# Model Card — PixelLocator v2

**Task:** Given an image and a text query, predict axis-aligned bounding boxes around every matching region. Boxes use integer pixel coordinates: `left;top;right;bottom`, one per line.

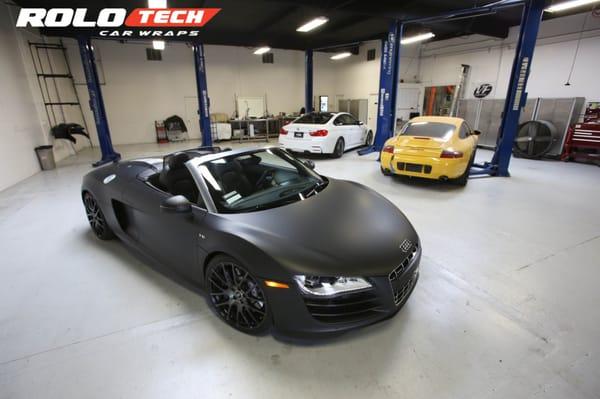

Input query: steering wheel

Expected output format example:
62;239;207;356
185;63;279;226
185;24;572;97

255;169;276;188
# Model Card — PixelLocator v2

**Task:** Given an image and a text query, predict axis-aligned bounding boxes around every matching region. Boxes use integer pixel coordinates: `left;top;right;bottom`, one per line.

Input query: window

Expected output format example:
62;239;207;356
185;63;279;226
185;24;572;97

196;148;326;213
146;48;162;61
262;53;274;64
336;114;357;125
400;122;456;139
367;48;376;61
295;112;334;124
458;123;471;139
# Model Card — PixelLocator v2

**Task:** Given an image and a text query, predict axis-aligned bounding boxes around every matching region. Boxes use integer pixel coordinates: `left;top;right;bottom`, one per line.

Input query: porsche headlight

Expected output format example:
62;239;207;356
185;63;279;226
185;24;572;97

293;275;372;296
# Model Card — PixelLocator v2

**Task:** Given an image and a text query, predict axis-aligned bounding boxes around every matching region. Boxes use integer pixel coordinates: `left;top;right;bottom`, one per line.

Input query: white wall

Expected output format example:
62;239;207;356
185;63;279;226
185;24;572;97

0;4;45;192
419;12;600;103
63;40;310;145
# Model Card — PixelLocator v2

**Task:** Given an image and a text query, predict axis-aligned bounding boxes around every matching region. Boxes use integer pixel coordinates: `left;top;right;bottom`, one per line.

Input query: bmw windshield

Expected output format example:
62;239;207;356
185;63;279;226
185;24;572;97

196;148;327;213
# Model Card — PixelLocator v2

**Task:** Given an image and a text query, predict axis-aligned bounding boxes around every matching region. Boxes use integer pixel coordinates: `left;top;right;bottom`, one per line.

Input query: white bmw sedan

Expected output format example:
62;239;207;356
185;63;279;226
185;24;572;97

279;112;373;158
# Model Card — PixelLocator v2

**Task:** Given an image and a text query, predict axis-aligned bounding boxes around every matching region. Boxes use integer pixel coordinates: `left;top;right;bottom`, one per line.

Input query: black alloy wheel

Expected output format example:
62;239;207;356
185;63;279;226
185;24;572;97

83;192;114;240
333;138;345;158
206;256;270;334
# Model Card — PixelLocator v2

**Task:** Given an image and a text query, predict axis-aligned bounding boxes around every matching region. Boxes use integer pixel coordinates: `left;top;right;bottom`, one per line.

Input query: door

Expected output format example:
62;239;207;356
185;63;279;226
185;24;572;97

368;94;378;133
343;114;364;147
184;96;201;140
123;179;204;278
332;114;349;146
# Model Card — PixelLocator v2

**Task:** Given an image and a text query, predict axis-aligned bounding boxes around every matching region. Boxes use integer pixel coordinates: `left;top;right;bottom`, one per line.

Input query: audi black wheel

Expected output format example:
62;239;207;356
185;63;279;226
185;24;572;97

206;255;271;335
83;192;114;240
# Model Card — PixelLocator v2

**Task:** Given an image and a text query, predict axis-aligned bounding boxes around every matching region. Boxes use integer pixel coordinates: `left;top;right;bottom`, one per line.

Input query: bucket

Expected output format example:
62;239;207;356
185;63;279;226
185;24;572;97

34;145;56;170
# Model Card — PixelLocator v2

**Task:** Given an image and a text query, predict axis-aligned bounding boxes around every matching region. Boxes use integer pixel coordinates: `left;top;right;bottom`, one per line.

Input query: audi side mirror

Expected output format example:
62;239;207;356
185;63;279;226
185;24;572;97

472;130;482;136
358;121;364;125
161;195;192;214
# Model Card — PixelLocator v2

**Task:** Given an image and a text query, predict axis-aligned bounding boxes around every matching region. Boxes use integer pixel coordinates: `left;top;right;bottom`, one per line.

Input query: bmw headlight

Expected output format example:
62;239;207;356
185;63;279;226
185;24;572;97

293;275;372;296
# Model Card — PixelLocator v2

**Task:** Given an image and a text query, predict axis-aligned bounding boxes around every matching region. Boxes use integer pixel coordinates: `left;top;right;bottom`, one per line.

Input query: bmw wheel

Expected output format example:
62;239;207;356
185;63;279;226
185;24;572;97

333;138;345;158
83;192;114;240
365;131;373;146
206;255;271;335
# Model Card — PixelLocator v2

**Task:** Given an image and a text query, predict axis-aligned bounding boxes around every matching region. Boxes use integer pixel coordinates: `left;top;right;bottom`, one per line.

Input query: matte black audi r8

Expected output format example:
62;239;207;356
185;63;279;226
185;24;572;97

82;146;421;337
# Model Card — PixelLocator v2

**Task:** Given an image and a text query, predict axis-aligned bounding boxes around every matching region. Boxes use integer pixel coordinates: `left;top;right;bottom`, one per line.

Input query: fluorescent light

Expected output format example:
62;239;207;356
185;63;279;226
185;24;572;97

330;52;352;60
297;17;329;32
253;47;271;55
545;0;600;12
148;0;167;7
152;40;165;50
401;32;435;45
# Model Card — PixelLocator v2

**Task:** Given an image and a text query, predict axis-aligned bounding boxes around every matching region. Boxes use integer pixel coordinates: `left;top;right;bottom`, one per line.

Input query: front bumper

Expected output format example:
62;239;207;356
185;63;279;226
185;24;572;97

263;243;421;338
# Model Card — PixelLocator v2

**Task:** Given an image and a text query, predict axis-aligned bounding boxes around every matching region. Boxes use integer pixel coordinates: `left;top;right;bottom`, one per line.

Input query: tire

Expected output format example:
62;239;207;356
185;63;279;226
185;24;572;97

333;138;345;158
83;192;115;240
365;131;373;146
205;255;271;335
452;149;476;187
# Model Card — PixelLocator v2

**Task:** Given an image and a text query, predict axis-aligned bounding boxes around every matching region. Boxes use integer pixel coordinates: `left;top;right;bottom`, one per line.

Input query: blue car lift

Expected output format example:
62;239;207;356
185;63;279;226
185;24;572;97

192;43;213;147
305;49;314;113
358;20;402;156
77;37;120;167
360;0;544;179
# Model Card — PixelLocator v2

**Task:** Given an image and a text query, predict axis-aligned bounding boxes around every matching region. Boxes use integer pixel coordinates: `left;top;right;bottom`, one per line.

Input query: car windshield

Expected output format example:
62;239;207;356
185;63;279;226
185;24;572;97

196;148;327;213
400;121;456;139
294;112;334;124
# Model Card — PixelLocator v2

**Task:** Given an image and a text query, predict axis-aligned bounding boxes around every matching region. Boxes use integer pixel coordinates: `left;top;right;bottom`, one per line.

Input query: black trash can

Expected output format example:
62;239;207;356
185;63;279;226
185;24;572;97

34;145;56;170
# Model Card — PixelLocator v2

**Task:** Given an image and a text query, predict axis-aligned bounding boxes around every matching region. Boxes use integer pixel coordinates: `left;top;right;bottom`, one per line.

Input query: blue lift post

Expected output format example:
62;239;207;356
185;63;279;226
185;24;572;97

305;49;313;113
77;37;120;167
358;20;401;155
192;43;213;147
472;0;545;176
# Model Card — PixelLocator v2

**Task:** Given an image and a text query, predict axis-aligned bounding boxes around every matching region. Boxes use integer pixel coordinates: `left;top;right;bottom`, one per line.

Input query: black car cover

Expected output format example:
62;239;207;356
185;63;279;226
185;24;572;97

51;123;90;144
164;115;188;133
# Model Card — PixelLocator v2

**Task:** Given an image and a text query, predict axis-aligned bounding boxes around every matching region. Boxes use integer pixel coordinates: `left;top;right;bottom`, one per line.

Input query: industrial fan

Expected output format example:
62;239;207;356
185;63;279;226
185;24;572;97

513;120;557;159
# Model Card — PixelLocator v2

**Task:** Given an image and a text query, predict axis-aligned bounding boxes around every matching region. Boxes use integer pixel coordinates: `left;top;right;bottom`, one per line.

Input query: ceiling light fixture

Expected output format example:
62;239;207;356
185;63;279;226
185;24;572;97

297;16;329;32
148;0;167;8
401;32;435;45
253;47;271;55
330;52;352;60
545;0;600;12
153;40;165;50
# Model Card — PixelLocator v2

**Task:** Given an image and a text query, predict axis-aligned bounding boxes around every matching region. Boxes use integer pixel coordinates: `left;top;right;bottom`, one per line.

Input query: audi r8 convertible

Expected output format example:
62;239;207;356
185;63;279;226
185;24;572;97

279;112;373;158
380;116;480;185
82;146;420;337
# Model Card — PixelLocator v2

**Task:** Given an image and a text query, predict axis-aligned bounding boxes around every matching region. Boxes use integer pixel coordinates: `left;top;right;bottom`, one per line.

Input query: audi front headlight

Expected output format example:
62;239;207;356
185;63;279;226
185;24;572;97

293;275;372;296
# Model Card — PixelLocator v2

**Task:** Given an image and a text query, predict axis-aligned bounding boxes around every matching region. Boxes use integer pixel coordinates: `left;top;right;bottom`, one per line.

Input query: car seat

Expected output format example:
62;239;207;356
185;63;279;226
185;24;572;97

159;152;199;203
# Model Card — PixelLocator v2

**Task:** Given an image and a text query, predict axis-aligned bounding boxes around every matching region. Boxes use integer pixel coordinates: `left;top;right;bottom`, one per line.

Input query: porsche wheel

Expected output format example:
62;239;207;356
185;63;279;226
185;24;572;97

206;256;271;335
453;149;476;187
83;192;114;240
333;138;345;158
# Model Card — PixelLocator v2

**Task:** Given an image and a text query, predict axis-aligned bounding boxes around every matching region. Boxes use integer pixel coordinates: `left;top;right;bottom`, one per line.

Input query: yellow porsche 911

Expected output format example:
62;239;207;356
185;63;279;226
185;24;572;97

380;116;480;185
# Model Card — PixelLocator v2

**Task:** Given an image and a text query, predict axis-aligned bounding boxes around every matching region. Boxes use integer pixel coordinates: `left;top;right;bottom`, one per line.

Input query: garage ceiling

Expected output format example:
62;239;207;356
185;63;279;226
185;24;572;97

10;0;592;50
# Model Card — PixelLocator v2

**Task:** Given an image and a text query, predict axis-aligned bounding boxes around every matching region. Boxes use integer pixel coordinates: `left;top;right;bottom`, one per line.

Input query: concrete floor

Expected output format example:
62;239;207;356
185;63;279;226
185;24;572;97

0;140;599;399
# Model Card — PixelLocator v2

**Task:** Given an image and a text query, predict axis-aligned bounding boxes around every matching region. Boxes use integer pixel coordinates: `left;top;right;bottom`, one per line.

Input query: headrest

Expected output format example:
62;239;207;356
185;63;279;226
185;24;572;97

166;152;190;169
